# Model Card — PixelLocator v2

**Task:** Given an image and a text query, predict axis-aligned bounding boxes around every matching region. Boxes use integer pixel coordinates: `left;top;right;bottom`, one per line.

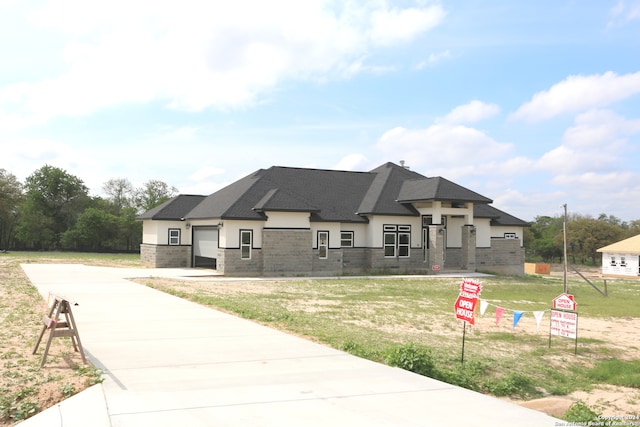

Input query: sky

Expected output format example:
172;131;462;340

1;0;640;222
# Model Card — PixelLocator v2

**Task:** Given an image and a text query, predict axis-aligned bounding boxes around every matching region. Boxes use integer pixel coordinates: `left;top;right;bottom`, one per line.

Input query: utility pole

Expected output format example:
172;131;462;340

562;204;568;293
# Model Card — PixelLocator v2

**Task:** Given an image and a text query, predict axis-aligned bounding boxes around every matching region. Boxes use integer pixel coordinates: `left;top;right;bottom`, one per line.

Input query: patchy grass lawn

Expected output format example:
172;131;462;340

2;251;638;423
141;273;640;420
0;252;139;426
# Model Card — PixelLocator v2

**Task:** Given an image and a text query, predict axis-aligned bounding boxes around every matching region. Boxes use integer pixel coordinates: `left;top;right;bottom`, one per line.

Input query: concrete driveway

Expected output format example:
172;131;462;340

20;264;561;426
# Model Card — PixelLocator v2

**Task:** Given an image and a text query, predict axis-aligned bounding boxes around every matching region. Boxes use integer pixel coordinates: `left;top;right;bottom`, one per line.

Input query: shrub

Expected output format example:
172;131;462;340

563;401;600;423
385;343;435;377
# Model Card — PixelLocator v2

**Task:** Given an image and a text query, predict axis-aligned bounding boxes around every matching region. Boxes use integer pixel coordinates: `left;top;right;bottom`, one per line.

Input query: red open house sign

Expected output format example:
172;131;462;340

454;279;482;325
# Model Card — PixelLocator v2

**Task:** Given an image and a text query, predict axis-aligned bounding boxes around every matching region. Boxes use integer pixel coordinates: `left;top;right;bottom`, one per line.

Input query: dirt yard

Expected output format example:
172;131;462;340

144;273;640;419
2;257;638;423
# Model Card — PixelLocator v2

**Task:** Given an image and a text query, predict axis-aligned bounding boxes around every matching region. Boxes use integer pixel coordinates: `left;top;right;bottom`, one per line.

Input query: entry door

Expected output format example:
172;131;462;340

192;226;218;268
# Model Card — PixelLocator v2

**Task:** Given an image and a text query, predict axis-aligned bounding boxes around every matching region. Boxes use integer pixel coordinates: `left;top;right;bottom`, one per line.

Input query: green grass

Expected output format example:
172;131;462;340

145;273;640;410
0;253;115;424
5;251;142;265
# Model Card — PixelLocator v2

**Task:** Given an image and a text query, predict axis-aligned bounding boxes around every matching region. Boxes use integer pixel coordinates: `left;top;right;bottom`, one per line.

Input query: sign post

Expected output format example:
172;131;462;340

454;279;482;363
549;293;578;355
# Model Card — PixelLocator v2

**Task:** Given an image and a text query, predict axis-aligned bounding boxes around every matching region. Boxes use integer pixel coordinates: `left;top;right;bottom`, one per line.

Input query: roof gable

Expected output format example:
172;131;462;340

357;162;424;216
398;177;493;204
253;188;320;213
474;204;529;227
597;234;640;254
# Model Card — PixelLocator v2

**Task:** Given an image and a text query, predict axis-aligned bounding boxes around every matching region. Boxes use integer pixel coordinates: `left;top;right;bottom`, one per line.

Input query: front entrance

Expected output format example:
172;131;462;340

192;226;218;268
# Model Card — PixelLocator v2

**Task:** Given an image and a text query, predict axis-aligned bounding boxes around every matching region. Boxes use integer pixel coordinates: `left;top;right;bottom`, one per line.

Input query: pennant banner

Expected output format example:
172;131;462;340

480;300;489;316
533;311;545;329
513;311;524;329
495;307;505;325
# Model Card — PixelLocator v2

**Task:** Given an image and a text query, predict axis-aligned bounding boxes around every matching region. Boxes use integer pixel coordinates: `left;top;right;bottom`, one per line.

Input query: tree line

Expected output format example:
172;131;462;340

0;165;177;252
2;165;639;263
525;214;640;266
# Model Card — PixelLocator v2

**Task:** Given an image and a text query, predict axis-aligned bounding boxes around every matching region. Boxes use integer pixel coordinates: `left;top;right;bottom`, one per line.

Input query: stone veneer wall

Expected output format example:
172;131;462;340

312;248;344;276
476;238;525;275
140;243;190;268
262;229;313;276
342;248;369;274
219;248;263;276
369;248;431;274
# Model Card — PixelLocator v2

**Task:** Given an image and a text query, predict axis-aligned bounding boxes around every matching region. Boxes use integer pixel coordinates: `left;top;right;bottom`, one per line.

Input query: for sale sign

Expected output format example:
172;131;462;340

455;295;478;324
552;293;577;311
550;309;578;339
549;293;579;354
454;279;482;325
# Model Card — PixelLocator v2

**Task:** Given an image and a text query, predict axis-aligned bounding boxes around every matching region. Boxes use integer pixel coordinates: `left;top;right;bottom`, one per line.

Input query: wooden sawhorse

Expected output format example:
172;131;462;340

33;294;87;368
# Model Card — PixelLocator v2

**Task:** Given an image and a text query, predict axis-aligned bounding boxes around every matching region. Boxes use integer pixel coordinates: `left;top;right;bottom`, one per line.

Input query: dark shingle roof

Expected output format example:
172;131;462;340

397;177;493;204
187;166;374;222
357;162;424;216
474;204;529;227
137;195;206;220
147;163;513;224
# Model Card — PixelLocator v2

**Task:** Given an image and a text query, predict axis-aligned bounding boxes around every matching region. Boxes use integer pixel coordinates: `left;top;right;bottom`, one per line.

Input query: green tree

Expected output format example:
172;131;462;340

117;207;142;251
568;216;624;265
103;178;134;213
134;179;178;213
16;165;89;249
0;169;23;249
525;215;563;262
61;207;119;251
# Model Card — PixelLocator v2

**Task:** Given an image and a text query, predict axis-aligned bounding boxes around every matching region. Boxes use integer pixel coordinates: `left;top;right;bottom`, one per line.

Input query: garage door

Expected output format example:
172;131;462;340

193;226;218;268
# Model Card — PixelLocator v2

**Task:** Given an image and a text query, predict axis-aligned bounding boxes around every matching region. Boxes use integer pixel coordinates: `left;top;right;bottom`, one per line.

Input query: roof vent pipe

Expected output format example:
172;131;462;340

399;160;410;169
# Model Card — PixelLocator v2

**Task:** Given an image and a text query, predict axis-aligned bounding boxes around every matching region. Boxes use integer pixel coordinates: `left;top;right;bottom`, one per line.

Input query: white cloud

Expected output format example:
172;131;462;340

536;109;640;174
369;4;445;46
415;50;451;69
188;164;225;182
439;100;500;124
376;123;513;176
334;153;369;171
608;0;640;28
0;0;445;126
510;71;640;122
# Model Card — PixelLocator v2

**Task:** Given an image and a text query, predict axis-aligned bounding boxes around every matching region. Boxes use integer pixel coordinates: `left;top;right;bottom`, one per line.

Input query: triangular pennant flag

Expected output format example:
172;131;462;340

480;300;489;315
513;311;524;330
533;311;545;329
495;306;505;325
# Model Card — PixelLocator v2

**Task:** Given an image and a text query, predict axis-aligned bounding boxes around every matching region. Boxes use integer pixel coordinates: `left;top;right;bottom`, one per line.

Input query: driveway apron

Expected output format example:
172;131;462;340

21;264;561;426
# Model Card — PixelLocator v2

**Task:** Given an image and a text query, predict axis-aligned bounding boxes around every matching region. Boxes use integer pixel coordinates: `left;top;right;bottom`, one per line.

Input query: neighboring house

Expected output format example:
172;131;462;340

138;162;529;276
597;234;640;278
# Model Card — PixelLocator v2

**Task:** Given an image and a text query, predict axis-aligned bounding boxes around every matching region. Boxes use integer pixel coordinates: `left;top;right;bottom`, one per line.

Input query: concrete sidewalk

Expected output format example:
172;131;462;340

20;264;561;426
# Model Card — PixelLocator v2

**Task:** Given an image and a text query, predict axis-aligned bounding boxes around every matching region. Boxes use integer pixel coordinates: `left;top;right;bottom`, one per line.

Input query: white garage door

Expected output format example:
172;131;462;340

193;226;218;268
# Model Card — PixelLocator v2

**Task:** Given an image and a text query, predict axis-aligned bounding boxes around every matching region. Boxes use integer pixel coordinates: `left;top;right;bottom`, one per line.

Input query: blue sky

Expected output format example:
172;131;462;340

1;0;639;222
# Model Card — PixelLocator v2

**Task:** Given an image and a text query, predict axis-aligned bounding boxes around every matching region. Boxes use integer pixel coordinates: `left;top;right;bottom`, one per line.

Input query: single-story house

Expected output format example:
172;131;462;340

138;162;529;276
597;234;640;277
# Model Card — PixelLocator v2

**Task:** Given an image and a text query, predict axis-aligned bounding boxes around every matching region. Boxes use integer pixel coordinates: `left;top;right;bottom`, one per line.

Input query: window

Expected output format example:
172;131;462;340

383;225;411;258
504;232;517;239
384;231;396;257
340;231;354;247
398;230;410;257
318;231;328;259
168;229;180;246
240;230;252;259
